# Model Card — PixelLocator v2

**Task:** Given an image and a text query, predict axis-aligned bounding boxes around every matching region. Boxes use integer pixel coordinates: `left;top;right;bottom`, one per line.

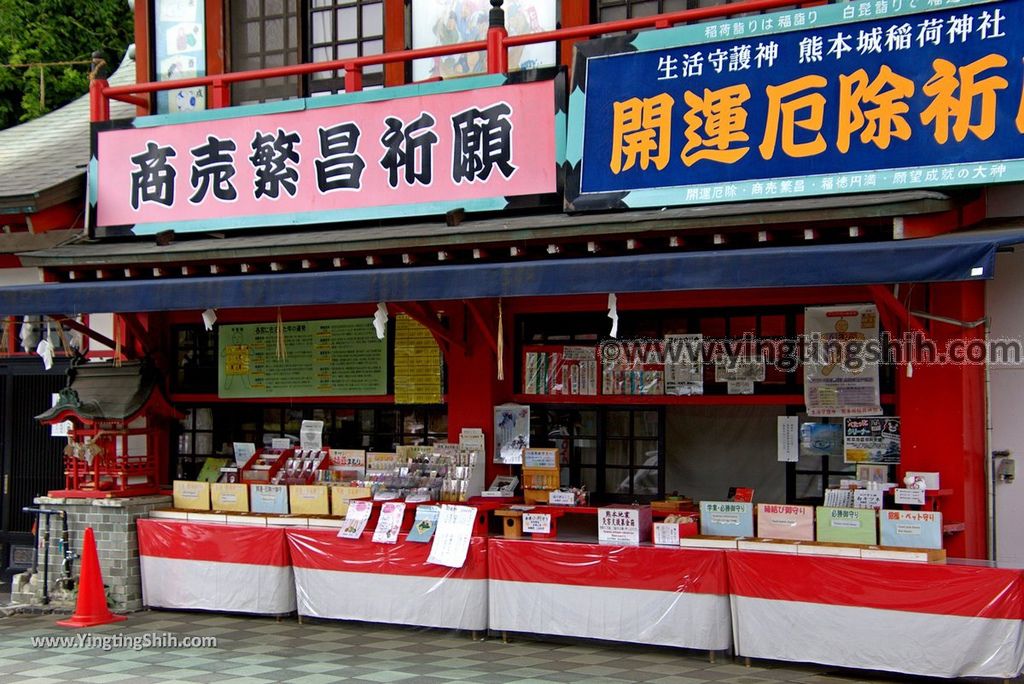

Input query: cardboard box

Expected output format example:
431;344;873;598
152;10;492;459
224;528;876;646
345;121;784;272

816;506;877;545
597;505;652;545
330;485;372;516
250;484;289;514
172;480;210;511
700;501;754;537
756;503;814;541
211;482;249;512
289;485;330;516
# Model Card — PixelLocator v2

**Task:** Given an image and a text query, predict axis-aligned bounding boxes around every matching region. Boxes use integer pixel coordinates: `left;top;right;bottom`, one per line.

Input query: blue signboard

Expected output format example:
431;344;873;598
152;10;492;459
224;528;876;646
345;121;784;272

565;0;1024;210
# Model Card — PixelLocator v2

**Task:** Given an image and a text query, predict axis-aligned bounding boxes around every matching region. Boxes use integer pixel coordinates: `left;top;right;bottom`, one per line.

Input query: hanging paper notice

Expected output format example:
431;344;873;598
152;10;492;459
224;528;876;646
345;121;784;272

427;505;477;568
494;403;529;464
218;319;387;398
664;334;703;396
777;416;799;462
337;500;373;539
372;502;406;544
394;315;443;404
804;305;881;417
844;417;901;464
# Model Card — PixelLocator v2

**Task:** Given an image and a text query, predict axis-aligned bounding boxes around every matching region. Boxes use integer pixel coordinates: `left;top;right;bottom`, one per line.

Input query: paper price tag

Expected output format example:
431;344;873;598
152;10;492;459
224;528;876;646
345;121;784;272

894;488;926;506
522;513;551;534
548;490;575;506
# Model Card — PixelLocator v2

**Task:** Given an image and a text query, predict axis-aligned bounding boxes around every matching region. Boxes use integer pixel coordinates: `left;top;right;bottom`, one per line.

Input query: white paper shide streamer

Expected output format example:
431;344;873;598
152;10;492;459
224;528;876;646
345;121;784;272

607;293;619;339
373;303;389;340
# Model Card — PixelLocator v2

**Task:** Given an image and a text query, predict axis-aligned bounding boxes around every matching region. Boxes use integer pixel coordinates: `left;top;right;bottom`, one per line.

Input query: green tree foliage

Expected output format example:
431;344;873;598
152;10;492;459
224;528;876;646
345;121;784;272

0;0;133;129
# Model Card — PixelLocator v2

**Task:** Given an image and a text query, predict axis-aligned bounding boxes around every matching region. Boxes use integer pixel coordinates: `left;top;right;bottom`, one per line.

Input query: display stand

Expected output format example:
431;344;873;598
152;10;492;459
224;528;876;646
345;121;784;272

137;518;296;615
522;448;560;504
286;528;488;631
488;538;732;652
240;448;291;484
727;551;1024;679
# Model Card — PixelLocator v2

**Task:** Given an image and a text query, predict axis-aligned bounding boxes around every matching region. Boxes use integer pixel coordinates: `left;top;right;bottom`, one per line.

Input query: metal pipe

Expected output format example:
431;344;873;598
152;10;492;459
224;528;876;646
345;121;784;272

22;508;71;602
40;515;50;605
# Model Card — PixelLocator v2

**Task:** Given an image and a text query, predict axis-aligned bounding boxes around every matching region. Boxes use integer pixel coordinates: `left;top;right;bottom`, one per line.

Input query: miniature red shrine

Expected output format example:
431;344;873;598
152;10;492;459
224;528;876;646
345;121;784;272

36;360;182;498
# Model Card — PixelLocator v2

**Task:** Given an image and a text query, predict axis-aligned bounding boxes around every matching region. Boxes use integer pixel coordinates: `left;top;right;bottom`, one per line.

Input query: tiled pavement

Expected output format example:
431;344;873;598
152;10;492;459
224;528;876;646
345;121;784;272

0;609;997;684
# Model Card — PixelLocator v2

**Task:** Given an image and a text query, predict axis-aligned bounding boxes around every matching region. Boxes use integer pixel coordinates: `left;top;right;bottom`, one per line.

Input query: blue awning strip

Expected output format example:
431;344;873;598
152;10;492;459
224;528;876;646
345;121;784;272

1;228;1022;315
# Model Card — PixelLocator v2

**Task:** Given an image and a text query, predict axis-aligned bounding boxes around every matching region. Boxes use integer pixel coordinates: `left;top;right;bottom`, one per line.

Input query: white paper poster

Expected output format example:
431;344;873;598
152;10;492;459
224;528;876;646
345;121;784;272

372;502;406;544
494;403;529;464
804;304;881;417
777;416;799;462
427;505;477;568
300;420;324;451
664;334;703;396
337;501;373;539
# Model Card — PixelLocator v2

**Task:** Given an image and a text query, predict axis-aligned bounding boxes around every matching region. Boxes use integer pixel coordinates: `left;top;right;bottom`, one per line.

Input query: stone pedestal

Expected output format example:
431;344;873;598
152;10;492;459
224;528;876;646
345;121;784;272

9;495;171;612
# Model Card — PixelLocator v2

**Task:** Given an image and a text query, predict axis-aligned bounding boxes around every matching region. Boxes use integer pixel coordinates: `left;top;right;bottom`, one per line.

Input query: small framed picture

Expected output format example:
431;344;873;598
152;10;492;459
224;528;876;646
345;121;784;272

857;464;888;484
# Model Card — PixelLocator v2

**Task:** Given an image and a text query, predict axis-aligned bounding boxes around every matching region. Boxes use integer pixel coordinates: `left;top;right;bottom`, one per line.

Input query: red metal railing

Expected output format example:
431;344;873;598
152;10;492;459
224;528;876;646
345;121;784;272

91;0;811;122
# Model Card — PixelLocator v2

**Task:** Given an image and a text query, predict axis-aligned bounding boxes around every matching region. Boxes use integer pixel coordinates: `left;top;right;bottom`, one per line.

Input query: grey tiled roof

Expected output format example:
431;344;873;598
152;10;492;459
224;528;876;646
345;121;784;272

0;51;136;211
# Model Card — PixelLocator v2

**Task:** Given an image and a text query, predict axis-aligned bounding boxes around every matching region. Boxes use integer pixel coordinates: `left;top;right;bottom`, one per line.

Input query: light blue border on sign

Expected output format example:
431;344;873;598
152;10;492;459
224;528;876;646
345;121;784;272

622;160;1024;209
129;197;508;236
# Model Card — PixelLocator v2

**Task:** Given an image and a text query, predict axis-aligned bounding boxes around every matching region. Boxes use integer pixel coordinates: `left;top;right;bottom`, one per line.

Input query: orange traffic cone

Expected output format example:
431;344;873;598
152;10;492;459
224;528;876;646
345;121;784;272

57;527;127;628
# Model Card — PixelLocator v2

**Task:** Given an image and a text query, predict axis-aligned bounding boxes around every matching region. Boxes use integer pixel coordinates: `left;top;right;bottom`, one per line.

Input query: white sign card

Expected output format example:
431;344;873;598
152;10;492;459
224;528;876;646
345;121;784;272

522;513;551;534
300;420;324;451
271;437;291;450
894;488;927;506
459;427;486;458
804;304;881;417
653;522;680;546
337;500;373;539
853;489;884;510
523;448;556;468
548;490;576;506
233;442;256;466
598;507;650;545
372;502;406;544
427;505;477;568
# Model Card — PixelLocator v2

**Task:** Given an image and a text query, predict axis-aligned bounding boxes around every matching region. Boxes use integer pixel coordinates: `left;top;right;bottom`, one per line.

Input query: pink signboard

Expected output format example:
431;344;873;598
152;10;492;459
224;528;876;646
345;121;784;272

755;503;815;541
96;78;559;233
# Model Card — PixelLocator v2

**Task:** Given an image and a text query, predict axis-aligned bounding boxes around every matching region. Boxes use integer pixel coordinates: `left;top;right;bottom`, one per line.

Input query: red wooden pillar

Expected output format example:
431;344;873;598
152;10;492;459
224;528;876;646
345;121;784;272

897;280;987;559
445;300;513;485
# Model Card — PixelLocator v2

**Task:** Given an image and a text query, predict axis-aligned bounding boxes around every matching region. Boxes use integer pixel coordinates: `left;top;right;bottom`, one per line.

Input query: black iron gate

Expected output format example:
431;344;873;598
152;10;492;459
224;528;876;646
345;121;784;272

0;361;67;580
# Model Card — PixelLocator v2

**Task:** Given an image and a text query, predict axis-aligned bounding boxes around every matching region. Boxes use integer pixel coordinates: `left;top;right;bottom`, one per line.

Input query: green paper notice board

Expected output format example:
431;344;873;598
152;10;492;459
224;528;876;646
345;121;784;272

218;319;387;398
